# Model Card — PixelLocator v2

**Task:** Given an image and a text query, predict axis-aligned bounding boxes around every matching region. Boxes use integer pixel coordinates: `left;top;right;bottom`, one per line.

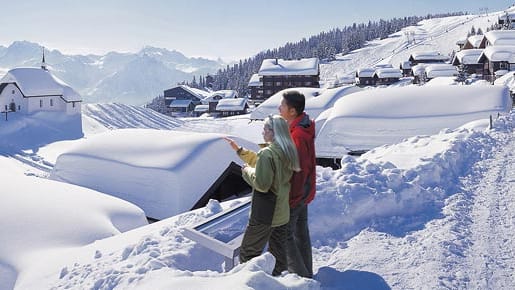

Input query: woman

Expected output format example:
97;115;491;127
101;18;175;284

224;114;300;276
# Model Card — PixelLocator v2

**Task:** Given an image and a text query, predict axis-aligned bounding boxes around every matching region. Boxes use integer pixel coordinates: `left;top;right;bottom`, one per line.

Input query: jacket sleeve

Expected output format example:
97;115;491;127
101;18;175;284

237;147;258;167
241;149;274;193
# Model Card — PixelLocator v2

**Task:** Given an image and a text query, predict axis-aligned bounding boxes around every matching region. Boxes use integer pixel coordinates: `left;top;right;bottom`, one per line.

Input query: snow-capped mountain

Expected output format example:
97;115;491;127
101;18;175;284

0;41;225;105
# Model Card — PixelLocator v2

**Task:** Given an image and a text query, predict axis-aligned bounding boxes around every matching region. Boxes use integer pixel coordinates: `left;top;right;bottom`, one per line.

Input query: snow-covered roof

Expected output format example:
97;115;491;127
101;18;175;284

258;58;319;76
250;85;362;121
202;90;238;104
465;35;485;48
478;45;515;63
194;104;209;112
494;71;515;87
0;67;82;102
248;73;262;87
484;30;515;46
425;64;457;78
452;49;483;65
169;99;192;108
409;51;449;62
356;68;375;78
411;63;427;75
373;68;402;79
215;98;247;111
456;38;466;45
400;61;412;69
50;129;259;220
315;85;512;155
179;85;210;99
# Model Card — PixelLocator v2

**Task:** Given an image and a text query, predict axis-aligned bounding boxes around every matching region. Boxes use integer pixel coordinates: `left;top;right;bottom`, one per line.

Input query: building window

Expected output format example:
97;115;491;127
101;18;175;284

275;82;282;86
304;82;312;86
12;90;15;94
40;99;43;108
50;99;54;106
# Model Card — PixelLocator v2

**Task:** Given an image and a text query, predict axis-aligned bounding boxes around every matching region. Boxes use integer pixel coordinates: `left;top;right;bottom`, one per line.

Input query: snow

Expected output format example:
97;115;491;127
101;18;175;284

465;34;484;48
484;29;515;46
258;58;319;76
0;157;147;290
250;85;362;120
50;129;259;220
315;85;512;154
452;48;483;65
248;73;261;87
216;98;247;111
409;51;449;62
424;63;457;78
373;68;402;78
0;67;81;101
478;45;515;62
356;67;375;77
2;9;515;290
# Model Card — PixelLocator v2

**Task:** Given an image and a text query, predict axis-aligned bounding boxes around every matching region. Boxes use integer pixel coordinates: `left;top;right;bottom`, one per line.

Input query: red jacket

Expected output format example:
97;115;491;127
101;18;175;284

289;112;316;208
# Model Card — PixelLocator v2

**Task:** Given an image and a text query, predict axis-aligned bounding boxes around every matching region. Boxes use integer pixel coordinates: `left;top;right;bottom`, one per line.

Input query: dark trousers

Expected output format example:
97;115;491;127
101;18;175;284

286;203;313;278
239;221;288;276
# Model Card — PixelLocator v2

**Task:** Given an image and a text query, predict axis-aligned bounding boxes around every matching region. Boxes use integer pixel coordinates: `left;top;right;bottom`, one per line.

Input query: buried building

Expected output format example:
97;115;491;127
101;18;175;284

50;129;256;221
315;85;513;165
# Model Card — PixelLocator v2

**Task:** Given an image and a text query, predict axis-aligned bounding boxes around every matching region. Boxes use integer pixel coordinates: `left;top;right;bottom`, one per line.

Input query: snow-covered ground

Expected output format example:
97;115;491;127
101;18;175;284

1;100;513;290
2;8;515;290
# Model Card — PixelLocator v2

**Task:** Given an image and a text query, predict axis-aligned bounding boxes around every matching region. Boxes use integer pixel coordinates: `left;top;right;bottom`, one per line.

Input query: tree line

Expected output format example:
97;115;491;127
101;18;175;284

148;11;466;110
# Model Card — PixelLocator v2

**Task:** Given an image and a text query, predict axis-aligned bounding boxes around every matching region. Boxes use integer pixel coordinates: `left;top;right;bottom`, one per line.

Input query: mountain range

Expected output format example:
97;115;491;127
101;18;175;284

0;41;225;105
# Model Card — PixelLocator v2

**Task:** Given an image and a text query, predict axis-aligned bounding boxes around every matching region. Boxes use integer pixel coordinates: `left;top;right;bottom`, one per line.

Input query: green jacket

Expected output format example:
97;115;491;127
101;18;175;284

238;142;292;227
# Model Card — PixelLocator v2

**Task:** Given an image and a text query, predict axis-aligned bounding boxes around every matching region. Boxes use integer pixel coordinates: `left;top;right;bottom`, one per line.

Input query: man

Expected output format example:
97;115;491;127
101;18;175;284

278;90;316;278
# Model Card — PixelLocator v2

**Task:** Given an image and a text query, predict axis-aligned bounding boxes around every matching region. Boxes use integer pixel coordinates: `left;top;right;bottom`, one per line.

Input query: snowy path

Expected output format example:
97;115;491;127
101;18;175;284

463;129;515;289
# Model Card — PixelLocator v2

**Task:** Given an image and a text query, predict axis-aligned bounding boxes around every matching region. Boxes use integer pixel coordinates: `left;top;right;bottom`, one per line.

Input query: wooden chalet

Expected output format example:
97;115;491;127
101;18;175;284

163;85;209;116
478;46;515;83
215;98;249;117
399;61;412;76
498;11;515;29
424;64;457;81
451;49;484;75
258;58;320;99
462;35;486;50
247;73;263;103
355;67;376;86
411;64;428;84
373;68;402;86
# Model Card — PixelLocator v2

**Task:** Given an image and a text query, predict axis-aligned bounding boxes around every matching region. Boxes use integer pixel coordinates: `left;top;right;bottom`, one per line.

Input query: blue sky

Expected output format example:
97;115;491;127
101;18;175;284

0;0;510;61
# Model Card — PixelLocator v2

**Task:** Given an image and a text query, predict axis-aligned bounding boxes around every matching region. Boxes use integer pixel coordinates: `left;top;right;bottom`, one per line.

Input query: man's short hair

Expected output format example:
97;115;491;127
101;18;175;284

282;90;305;115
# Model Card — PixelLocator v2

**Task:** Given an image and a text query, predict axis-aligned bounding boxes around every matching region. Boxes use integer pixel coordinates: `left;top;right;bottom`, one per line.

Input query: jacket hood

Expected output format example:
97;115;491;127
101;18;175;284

290;112;315;139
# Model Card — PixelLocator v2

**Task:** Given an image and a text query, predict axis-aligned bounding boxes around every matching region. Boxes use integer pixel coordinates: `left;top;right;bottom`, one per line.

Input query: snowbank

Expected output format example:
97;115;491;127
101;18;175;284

315;85;512;155
0;111;83;150
50;129;259;220
0;157;147;289
250;85;362;120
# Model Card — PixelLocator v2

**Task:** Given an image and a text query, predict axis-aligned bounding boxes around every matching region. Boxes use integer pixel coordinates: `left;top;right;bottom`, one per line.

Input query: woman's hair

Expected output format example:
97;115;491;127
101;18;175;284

264;115;301;172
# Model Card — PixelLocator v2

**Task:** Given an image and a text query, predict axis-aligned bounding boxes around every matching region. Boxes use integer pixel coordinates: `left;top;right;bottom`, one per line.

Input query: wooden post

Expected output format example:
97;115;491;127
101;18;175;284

489;115;493;129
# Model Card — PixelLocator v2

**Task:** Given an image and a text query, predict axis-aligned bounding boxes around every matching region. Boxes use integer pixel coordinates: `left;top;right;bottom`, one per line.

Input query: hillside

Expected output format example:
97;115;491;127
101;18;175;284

320;11;501;81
